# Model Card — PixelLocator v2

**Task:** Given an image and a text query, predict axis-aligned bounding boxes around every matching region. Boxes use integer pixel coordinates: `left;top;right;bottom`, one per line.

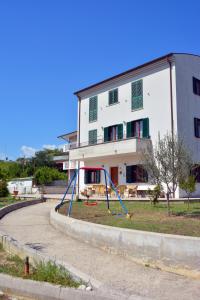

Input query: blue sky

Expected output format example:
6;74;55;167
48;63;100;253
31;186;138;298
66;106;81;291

0;0;200;159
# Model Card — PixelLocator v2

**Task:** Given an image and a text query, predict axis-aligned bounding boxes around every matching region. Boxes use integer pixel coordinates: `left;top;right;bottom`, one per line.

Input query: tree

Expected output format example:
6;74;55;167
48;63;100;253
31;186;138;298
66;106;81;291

31;149;62;169
179;175;196;210
148;184;163;206
0;180;9;197
34;167;67;186
142;133;193;215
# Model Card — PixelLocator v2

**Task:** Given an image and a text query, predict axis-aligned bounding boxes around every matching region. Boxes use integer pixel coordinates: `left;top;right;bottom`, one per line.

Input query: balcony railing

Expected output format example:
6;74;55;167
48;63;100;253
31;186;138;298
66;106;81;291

53;154;69;162
74;134;150;149
69;135;151;161
63;142;77;152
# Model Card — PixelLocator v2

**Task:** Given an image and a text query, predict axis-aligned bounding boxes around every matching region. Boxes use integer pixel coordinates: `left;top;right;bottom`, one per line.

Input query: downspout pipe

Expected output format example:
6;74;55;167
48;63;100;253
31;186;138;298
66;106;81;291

77;95;81;198
167;57;175;197
167;57;174;139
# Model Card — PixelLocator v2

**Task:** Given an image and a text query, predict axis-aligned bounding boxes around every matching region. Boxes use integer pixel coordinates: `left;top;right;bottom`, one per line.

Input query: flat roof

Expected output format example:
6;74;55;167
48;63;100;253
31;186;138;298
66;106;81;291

57;130;77;141
74;52;200;96
8;177;33;182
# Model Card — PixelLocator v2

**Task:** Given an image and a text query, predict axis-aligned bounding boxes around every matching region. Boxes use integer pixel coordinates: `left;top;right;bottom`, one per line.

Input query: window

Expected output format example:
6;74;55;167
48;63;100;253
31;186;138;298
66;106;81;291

89;96;98;122
84;170;101;184
126;118;149;138
192;165;200;183
194;118;200;138
193;77;200;96
132;79;143;110
104;124;123;142
126;165;148;183
109;89;118;105
88;129;97;145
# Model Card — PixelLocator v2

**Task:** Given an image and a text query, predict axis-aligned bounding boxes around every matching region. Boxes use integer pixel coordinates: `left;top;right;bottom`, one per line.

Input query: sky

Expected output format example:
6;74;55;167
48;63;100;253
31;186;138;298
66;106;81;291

0;0;200;160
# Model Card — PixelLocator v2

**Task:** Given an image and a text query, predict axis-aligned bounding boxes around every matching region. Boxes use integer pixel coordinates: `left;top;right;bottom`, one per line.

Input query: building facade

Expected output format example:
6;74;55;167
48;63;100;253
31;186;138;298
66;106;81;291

68;53;200;198
56;131;78;180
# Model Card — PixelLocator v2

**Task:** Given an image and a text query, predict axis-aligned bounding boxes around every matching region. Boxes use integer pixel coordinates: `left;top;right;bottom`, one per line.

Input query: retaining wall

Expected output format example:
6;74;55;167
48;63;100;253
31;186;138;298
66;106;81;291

51;208;200;278
0;198;46;219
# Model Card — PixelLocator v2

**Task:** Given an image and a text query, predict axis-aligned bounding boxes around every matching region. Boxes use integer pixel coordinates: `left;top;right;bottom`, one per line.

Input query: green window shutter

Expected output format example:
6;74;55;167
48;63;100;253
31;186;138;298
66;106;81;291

89;129;97;144
84;170;89;184
126;121;132;138
89;130;93;144
109;89;118;105
142;118;149;138
109;91;113;105
96;170;101;183
117;124;123;140
194;118;199;137
104;127;109;142
89;96;98;122
132;80;143;110
126;166;133;183
114;89;118;103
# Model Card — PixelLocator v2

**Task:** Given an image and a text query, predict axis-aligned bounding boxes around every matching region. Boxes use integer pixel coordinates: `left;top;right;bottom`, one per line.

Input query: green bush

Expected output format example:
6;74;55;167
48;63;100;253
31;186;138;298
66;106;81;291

148;184;163;205
0;180;9;197
180;175;196;210
34;167;67;185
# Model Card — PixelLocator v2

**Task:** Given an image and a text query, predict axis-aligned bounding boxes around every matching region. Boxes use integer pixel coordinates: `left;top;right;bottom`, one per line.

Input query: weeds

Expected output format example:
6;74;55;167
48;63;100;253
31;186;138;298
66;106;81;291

0;246;80;288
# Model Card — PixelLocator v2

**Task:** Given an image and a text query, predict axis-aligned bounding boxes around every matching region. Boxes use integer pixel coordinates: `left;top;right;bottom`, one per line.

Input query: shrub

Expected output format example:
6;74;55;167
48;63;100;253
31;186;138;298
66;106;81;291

0;180;9;197
148;184;163;205
180;175;196;210
34;167;67;185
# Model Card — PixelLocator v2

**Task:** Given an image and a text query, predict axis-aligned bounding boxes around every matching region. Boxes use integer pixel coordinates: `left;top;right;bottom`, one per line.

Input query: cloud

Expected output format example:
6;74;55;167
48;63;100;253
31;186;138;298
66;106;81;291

0;153;6;160
42;144;56;150
21;146;37;158
20;144;57;158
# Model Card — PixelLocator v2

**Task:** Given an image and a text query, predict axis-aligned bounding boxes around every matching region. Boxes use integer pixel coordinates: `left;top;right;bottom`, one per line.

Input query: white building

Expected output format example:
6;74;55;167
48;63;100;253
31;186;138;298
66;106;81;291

56;131;78;180
7;177;37;195
68;53;200;198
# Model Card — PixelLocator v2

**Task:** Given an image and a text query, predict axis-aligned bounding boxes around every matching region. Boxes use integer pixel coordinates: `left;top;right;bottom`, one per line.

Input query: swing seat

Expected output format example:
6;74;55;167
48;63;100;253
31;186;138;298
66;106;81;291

83;201;98;206
109;210;124;217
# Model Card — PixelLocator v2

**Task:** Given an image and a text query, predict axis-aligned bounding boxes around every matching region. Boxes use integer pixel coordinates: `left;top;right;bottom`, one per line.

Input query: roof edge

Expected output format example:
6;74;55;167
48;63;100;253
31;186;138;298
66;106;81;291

74;52;200;97
57;130;77;140
74;53;173;96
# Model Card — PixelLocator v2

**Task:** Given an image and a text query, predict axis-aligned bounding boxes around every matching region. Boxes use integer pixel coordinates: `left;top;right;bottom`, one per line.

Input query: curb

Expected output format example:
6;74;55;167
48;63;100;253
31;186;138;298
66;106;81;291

50;207;200;280
0;198;46;220
0;273;112;300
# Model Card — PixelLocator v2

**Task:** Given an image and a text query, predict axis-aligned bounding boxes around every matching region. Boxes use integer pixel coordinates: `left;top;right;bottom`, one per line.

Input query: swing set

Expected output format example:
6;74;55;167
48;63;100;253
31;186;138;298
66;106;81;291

56;166;130;218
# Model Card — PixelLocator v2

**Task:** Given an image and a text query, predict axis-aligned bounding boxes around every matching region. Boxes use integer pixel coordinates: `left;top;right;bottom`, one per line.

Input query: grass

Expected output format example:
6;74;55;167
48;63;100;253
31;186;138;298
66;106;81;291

0;196;21;208
59;200;200;237
0;244;80;288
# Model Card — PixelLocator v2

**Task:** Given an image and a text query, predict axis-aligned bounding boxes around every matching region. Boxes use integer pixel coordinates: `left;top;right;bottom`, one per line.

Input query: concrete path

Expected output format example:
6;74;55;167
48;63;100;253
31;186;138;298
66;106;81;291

0;202;200;300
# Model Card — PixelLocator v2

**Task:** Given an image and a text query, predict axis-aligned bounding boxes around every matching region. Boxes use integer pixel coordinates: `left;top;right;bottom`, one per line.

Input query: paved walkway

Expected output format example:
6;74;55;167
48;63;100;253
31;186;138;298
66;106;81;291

0;202;200;300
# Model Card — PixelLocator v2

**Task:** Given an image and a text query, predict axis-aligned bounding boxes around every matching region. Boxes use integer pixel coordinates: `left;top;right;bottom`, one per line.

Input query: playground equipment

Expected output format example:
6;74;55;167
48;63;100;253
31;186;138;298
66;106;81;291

56;167;130;218
81;188;98;206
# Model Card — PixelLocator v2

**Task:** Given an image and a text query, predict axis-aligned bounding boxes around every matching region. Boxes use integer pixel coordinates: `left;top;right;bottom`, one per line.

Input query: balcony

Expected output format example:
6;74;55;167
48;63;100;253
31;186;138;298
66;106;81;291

70;136;151;161
53;154;69;162
63;142;77;152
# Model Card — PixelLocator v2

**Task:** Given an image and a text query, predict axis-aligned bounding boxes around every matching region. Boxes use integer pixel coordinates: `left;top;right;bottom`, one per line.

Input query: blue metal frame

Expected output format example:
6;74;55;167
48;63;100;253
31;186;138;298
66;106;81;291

57;167;129;217
55;171;77;211
104;169;110;210
67;169;78;216
104;169;128;215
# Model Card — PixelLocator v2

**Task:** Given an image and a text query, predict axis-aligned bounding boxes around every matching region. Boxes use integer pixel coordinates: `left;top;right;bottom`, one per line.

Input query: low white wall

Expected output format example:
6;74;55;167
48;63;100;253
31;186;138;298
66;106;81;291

51;208;200;278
